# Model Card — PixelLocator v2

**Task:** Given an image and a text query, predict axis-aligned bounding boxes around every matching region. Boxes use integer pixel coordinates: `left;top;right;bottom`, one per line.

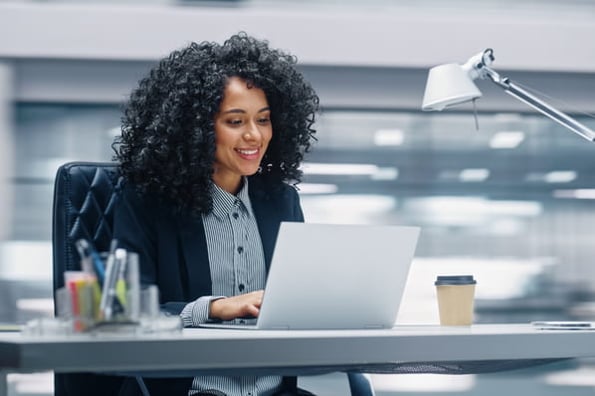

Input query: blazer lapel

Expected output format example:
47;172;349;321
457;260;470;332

250;187;279;271
176;214;212;298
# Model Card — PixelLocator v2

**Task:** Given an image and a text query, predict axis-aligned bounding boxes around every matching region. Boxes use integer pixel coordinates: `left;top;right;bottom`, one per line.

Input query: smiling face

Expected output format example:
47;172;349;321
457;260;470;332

212;76;273;194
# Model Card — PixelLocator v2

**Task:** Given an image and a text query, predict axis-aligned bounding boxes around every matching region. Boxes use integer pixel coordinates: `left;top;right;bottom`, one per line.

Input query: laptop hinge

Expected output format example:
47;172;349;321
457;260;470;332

364;324;385;329
270;325;291;330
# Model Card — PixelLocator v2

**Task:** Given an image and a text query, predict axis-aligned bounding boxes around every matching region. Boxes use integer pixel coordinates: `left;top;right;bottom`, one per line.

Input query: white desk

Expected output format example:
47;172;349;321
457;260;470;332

1;324;594;395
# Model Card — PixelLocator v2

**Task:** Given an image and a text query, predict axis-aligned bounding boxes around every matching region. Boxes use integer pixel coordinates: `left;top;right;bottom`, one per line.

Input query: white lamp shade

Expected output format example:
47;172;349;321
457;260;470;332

422;63;482;111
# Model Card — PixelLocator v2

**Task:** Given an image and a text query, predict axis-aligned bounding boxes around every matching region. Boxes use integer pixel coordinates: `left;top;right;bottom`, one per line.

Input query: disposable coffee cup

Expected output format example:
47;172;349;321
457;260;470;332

435;275;476;326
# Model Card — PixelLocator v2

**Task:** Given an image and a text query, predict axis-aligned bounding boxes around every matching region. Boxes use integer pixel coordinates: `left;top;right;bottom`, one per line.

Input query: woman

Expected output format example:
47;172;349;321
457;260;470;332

112;32;319;395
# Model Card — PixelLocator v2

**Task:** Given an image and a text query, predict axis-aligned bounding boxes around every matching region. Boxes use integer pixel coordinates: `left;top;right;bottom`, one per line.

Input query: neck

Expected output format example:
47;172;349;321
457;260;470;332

213;176;243;195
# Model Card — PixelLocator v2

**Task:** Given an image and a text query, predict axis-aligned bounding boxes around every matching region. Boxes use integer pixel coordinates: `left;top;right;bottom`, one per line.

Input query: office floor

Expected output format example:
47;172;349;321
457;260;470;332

371;360;595;396
7;365;595;396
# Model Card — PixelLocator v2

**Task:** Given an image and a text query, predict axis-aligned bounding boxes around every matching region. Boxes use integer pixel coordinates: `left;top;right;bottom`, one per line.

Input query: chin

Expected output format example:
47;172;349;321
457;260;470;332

242;165;261;176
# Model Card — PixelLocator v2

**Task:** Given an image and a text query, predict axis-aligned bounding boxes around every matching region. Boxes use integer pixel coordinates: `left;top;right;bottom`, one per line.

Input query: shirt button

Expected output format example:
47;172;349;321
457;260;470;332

237;246;244;254
232;212;239;219
239;283;245;292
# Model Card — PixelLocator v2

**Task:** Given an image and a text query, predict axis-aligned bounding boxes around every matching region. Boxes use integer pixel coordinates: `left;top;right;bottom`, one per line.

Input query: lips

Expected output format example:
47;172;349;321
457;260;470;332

235;148;260;160
236;148;258;155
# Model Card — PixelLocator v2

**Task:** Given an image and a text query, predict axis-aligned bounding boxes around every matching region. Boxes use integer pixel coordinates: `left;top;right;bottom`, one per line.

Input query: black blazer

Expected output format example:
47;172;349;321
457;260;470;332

114;175;304;312
111;175;305;395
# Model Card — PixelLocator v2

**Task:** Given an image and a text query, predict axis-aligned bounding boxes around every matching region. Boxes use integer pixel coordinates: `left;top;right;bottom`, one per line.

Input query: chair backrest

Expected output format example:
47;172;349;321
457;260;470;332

52;161;120;293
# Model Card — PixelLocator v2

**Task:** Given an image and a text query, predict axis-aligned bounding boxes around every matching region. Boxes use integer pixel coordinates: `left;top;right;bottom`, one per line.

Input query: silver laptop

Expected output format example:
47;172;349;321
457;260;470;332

200;222;420;330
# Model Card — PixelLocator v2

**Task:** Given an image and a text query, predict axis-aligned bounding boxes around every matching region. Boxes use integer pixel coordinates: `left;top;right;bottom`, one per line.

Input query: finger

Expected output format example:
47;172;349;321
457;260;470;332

245;304;260;317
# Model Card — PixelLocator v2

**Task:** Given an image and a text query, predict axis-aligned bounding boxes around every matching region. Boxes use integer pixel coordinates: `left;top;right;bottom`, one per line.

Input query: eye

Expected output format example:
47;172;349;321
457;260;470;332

226;119;243;126
258;116;271;125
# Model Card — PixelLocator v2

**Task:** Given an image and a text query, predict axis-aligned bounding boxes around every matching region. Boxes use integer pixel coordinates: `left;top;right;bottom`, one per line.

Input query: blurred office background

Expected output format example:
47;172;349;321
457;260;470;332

2;0;595;395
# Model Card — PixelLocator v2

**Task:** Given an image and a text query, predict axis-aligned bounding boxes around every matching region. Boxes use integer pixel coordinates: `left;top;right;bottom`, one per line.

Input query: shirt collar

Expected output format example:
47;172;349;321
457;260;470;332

210;177;254;219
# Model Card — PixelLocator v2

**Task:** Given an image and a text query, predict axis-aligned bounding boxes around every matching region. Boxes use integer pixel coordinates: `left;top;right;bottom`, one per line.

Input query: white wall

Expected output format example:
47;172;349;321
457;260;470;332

0;62;14;241
2;2;594;114
1;2;595;71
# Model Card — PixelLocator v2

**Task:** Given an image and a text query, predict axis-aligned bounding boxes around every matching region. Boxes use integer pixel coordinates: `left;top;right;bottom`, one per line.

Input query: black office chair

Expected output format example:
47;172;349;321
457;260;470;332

52;161;131;396
52;162;120;293
52;161;375;396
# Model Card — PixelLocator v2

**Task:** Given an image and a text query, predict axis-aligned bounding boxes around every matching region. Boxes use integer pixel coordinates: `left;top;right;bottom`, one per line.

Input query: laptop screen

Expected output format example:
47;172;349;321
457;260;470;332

253;222;420;330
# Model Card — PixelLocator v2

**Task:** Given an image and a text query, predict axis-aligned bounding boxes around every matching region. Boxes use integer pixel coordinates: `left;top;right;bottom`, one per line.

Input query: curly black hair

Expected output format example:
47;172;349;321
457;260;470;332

113;32;319;215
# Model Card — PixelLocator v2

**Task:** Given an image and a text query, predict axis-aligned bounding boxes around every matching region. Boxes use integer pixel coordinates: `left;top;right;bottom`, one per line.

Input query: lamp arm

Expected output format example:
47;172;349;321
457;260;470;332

481;66;595;142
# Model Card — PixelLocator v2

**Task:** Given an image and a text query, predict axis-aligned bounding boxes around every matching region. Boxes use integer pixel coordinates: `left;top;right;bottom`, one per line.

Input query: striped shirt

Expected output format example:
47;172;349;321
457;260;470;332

180;178;283;396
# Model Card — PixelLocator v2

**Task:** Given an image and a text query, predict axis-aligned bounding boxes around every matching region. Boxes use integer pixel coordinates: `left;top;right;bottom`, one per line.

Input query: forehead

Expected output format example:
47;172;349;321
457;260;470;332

220;77;268;105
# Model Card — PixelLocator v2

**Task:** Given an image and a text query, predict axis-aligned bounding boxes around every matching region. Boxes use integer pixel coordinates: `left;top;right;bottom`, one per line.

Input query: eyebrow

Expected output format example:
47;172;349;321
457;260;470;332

221;107;270;115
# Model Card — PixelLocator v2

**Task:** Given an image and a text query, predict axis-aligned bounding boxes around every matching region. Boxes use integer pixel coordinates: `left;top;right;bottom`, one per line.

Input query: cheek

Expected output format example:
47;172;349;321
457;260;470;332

213;126;222;146
213;136;232;161
214;126;232;147
264;128;273;145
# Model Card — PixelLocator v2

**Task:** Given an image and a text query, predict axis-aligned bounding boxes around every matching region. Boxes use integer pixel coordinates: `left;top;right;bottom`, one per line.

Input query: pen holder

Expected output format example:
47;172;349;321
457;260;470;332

52;243;181;335
60;271;101;332
98;249;141;324
58;250;143;332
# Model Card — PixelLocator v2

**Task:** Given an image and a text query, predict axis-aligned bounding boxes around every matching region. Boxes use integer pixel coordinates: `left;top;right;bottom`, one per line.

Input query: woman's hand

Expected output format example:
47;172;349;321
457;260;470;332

209;290;264;321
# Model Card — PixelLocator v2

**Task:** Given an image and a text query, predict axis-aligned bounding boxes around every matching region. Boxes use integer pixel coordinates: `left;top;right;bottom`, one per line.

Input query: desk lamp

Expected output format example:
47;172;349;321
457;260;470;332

421;48;595;142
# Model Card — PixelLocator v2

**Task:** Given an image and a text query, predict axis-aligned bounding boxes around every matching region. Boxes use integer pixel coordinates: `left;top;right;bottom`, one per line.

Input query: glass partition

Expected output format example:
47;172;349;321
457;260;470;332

4;103;595;394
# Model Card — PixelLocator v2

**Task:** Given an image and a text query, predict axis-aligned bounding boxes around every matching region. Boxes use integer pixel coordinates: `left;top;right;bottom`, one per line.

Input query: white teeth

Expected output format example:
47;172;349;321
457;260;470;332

237;149;258;155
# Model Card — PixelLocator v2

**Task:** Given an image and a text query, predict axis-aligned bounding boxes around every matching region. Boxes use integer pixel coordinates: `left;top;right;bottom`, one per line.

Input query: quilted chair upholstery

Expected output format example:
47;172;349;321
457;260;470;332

52;161;125;396
52;162;120;291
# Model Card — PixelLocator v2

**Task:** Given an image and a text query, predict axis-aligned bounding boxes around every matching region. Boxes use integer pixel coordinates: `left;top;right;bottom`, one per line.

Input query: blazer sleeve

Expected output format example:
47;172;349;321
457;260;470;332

290;186;305;222
113;184;214;316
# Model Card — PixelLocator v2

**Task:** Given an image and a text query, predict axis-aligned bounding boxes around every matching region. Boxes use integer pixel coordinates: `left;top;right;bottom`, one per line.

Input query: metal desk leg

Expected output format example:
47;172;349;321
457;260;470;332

348;373;375;396
0;370;8;396
136;377;151;396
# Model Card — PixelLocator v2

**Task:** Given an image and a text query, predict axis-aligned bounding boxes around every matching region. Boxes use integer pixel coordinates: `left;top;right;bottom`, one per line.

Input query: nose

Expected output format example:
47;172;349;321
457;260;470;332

243;122;263;142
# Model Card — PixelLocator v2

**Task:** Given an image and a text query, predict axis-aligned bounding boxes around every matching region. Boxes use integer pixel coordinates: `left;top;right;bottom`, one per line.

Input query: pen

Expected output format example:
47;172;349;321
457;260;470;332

75;239;106;285
102;239;119;281
99;248;126;321
115;249;128;309
75;241;94;275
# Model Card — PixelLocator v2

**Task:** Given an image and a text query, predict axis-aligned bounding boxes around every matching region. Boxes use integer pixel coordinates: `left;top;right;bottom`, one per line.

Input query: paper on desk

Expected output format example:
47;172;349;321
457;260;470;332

531;321;595;330
0;324;21;332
